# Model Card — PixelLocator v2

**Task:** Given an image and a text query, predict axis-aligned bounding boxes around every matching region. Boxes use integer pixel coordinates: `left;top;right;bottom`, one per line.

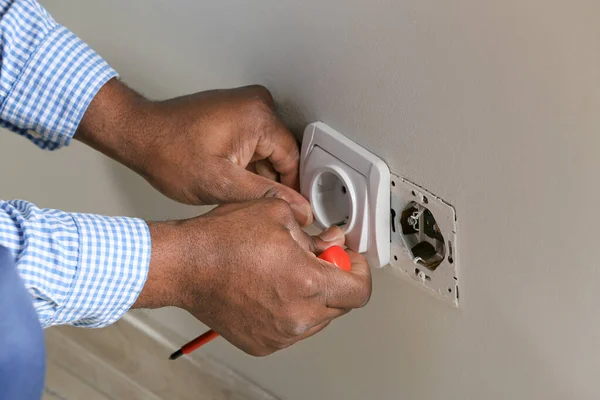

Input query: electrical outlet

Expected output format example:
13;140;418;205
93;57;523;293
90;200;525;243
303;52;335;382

299;122;458;306
389;175;459;307
300;122;390;267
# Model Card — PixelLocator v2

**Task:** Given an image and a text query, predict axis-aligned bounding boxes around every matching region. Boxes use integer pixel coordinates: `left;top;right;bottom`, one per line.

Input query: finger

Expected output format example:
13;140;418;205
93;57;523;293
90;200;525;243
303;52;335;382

254;115;301;191
294;320;331;342
260;320;331;353
246;162;258;174
287;225;345;255
322;306;350;320
222;165;312;226
254;159;279;181
294;308;351;342
321;250;372;309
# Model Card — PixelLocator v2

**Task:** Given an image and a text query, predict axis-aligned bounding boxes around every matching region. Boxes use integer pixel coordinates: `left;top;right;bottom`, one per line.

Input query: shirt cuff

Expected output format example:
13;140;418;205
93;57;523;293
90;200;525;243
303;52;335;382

54;214;151;328
0;25;117;150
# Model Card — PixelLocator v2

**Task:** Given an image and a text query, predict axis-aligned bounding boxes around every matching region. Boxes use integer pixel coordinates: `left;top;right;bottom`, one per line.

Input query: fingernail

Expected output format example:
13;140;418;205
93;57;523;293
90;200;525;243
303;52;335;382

291;204;313;226
319;226;343;242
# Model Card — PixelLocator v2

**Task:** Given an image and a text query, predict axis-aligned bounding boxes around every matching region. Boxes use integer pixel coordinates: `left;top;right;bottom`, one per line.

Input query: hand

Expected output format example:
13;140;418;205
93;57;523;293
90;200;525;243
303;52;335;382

136;199;372;356
76;79;313;226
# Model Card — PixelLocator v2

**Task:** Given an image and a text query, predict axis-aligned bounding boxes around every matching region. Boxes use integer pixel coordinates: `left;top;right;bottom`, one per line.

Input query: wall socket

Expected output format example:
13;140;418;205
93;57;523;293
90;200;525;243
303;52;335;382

299;122;459;306
300;122;390;267
389;175;459;307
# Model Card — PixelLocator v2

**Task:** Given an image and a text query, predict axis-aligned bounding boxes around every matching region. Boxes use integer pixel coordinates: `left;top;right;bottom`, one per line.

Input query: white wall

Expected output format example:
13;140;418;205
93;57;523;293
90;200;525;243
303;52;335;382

2;1;600;398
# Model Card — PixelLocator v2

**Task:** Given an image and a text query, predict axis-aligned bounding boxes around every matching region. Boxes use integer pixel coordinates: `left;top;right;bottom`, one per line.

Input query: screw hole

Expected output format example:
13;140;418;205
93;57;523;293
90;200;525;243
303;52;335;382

391;181;396;187
448;288;452;293
448;257;454;264
394;255;398;261
414;268;431;281
423;196;429;204
411;190;416;197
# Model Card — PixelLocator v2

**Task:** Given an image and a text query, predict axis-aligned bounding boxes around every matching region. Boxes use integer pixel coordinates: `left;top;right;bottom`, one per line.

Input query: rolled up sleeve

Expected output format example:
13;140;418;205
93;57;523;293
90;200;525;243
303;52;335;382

0;201;151;328
0;0;117;150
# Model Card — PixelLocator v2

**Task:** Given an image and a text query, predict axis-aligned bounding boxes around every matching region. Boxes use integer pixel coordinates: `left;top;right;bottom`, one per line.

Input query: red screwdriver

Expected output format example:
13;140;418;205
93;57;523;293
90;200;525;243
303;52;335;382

169;245;352;360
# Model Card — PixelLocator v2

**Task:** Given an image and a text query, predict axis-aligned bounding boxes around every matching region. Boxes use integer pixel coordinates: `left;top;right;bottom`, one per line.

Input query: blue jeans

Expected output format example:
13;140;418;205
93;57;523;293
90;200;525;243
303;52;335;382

0;246;45;399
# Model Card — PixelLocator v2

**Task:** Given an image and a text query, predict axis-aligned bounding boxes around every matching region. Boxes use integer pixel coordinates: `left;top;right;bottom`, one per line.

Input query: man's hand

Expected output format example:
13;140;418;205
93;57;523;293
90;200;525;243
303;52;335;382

135;199;372;356
75;79;313;226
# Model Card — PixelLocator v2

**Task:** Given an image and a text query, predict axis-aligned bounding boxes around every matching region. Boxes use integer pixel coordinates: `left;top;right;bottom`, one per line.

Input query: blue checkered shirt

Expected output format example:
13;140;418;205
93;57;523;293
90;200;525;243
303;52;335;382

0;0;151;328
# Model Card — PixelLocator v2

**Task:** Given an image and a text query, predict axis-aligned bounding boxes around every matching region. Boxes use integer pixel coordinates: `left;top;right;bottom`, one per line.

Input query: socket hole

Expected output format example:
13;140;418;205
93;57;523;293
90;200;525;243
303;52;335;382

391;180;396;187
411;190;416;196
414;268;431;281
448;288;452;293
422;196;429;204
448;257;454;264
394;255;398;261
312;171;351;228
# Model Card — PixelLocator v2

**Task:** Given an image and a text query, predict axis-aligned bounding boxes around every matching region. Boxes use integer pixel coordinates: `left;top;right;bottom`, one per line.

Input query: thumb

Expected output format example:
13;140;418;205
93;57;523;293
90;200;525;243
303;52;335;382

224;166;313;226
313;226;346;254
287;225;345;255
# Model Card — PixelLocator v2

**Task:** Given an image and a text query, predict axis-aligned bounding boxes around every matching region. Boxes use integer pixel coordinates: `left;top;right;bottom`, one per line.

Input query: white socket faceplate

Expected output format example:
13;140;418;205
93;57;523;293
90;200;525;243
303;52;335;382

300;122;390;267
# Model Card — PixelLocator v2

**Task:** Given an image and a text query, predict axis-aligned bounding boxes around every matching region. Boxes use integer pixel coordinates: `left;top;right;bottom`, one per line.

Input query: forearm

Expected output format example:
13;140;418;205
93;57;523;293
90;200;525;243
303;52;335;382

0;0;117;150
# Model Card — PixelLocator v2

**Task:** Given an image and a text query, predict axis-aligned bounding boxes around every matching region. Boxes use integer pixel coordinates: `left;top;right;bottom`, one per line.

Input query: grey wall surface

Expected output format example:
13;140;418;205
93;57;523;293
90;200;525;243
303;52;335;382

2;1;600;399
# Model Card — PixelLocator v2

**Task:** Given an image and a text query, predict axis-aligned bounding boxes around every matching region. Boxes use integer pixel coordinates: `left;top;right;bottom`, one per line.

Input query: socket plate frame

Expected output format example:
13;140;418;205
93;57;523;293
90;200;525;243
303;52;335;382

300;122;390;267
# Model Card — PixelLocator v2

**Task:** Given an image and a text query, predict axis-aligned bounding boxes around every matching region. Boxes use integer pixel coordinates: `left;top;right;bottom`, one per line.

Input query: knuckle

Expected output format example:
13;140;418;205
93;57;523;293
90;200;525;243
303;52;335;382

262;185;283;201
240;86;277;133
288;145;300;161
246;84;275;106
277;311;313;338
286;318;312;337
265;198;293;220
295;270;321;298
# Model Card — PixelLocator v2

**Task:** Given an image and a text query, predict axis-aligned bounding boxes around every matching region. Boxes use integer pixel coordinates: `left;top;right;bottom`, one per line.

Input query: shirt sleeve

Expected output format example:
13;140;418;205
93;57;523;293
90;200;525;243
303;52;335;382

0;0;117;149
0;200;151;328
0;2;151;328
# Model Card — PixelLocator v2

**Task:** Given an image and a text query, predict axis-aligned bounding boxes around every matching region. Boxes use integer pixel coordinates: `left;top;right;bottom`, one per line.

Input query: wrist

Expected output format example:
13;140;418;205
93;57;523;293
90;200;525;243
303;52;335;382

75;78;160;175
133;220;188;309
